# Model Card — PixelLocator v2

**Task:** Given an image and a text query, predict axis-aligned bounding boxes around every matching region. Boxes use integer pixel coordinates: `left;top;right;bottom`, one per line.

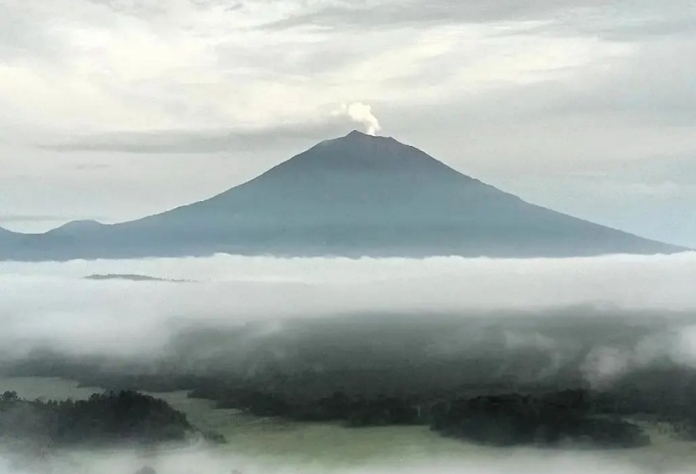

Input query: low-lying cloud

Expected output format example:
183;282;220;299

1;253;696;368
1;441;694;474
2;254;696;473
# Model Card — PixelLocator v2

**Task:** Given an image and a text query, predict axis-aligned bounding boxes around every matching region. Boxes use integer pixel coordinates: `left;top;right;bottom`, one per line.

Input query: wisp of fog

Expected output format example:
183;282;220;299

1;437;694;474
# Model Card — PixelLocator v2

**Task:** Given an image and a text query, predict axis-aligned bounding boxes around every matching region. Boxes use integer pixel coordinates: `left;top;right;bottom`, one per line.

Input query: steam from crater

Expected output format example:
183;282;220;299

331;102;382;135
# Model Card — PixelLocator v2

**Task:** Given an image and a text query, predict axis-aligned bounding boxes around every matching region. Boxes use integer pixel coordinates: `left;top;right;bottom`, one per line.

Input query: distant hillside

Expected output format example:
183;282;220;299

0;130;685;261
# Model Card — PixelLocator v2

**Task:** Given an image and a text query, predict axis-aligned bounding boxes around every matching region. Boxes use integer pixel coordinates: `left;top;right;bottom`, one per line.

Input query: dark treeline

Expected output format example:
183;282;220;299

5;364;696;449
431;390;649;448
592;365;696;438
0;390;198;447
184;385;651;448
176;361;696;448
189;386;421;427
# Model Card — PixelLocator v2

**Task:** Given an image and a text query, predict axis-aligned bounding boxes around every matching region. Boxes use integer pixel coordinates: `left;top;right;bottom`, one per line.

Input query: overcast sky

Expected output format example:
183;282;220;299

0;0;694;246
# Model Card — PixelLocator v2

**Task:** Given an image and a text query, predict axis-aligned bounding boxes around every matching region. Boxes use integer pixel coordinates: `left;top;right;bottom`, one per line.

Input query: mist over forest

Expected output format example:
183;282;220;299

3;254;696;473
2;253;696;365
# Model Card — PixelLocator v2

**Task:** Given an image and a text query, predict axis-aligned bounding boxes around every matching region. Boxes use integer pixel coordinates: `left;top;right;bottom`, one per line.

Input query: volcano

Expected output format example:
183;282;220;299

0;131;685;261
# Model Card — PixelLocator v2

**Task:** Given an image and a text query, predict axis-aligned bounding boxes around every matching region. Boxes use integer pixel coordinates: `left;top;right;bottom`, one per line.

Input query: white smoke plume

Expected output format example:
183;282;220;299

331;102;382;135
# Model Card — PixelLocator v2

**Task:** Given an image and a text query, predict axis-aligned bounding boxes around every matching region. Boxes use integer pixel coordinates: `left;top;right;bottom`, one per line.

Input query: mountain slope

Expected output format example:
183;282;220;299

0;131;685;261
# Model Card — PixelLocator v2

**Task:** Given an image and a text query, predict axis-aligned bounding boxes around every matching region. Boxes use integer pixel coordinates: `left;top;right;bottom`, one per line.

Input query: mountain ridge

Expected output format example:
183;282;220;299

0;130;687;260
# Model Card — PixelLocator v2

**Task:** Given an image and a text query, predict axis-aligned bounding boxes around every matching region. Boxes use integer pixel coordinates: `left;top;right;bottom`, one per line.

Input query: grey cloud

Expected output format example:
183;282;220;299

85;0;243;20
0;3;65;61
259;0;611;31
554;2;696;42
258;0;695;50
569;16;696;42
369;20;696;169
83;0;170;19
0;214;106;223
214;41;369;78
545;39;696;128
38;121;355;154
0;215;66;223
73;163;112;171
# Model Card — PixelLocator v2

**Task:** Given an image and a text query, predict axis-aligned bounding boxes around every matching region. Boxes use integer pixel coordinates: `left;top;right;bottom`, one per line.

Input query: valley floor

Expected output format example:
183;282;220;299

1;376;696;473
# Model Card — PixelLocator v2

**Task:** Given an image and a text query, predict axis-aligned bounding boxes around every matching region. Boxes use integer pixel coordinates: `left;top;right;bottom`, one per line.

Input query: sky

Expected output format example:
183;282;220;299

0;0;695;246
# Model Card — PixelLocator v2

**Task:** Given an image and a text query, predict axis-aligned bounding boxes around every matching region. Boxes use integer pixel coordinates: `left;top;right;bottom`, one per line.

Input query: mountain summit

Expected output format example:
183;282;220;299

0;131;685;260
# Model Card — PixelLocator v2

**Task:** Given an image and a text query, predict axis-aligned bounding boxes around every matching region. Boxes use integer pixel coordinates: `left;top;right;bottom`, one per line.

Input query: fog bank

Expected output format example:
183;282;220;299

1;253;696;388
1;445;694;474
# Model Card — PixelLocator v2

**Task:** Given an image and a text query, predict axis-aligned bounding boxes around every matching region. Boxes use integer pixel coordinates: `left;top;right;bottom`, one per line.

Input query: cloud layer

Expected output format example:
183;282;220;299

1;253;696;360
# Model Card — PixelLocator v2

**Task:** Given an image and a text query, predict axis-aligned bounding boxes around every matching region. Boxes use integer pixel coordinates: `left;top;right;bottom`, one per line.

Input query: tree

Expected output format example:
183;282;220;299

1;391;18;403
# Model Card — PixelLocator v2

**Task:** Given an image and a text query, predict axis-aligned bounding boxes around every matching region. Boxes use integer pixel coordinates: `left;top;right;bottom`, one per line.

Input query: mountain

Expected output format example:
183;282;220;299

0;130;686;261
0;226;20;248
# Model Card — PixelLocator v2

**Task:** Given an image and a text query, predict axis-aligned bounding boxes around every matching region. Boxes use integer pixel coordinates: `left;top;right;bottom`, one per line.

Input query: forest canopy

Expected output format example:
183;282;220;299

0;390;196;447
